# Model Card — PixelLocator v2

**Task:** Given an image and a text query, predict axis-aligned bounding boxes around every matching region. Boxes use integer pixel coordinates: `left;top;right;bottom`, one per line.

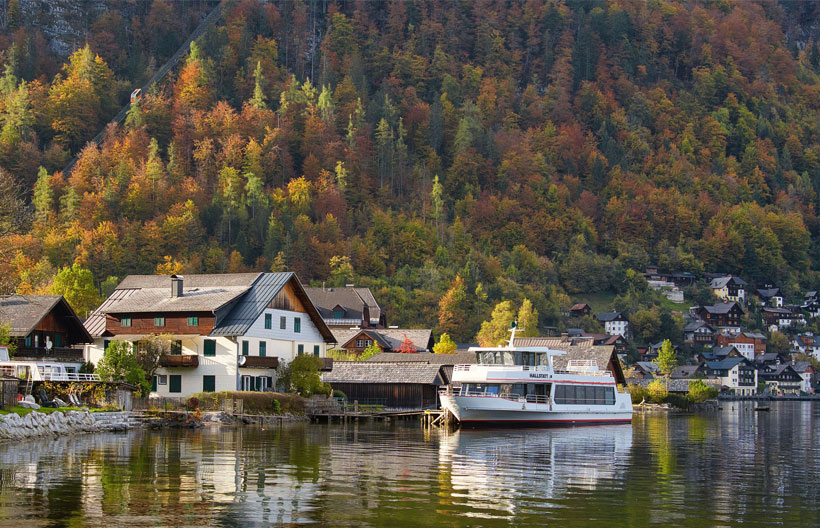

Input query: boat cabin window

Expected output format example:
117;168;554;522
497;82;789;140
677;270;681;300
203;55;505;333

462;383;551;401
554;385;615;405
476;350;550;366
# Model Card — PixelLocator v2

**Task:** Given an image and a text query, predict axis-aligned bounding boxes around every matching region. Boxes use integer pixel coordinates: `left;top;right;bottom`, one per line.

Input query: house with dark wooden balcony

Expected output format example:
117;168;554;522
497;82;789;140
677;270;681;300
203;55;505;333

683;321;716;345
569;303;591;318
709;276;747;303
761;306;805;332
83;273;334;397
0;295;92;371
759;364;803;394
694;301;745;331
703;357;758;396
304;285;385;329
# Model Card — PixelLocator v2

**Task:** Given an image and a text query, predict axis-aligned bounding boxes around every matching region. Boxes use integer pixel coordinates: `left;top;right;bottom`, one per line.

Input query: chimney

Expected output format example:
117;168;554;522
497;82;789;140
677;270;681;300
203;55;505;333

171;275;184;298
362;303;370;328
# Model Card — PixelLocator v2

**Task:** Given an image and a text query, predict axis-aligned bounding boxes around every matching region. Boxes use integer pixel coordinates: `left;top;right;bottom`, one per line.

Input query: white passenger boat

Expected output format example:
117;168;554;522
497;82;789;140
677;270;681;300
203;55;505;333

440;326;633;426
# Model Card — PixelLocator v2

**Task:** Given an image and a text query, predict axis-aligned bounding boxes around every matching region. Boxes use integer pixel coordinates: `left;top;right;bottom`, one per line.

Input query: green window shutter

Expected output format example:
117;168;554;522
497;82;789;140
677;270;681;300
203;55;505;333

297;344;304;355
203;375;215;393
259;341;266;357
264;313;272;329
103;340;110;351
169;375;182;393
204;339;216;357
152;376;157;392
242;341;249;356
294;317;301;333
121;316;131;327
25;335;31;347
314;345;320;357
55;334;62;347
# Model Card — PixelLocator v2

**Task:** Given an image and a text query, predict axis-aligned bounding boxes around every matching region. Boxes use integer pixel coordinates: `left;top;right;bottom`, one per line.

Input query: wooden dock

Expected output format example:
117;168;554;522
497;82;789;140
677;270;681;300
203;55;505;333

305;400;455;428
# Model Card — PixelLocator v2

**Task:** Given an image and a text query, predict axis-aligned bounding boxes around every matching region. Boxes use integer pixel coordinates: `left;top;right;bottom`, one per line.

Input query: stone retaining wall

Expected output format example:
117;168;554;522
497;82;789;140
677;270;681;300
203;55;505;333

0;411;139;441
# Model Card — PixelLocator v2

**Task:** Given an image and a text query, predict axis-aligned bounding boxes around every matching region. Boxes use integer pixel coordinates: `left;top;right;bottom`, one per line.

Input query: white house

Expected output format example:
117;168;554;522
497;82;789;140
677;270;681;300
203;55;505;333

703;357;758;396
84;273;335;397
595;311;629;337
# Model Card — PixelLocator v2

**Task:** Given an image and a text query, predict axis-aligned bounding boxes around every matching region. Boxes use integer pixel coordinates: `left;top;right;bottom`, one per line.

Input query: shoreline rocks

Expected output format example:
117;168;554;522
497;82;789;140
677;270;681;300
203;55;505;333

0;410;137;442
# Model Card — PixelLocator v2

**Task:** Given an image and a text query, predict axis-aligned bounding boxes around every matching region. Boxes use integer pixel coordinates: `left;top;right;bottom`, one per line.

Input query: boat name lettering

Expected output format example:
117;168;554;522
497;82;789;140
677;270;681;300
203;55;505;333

529;373;550;379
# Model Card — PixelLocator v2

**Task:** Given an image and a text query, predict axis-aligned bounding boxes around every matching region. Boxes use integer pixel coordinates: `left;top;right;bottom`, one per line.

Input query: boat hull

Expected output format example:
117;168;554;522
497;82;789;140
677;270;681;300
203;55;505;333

440;394;633;427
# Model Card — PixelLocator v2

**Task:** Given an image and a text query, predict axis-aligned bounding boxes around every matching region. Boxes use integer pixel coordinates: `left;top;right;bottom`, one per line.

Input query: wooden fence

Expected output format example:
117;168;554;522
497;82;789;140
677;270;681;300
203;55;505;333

0;378;17;409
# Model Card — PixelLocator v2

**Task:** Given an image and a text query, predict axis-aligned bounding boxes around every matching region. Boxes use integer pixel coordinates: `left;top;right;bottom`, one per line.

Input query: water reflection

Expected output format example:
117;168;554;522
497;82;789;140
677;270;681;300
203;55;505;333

438;425;633;519
0;403;818;527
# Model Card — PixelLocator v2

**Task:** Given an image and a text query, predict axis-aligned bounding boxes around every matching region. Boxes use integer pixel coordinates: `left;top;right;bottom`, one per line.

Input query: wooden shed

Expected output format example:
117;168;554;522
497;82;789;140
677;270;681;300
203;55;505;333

322;362;445;410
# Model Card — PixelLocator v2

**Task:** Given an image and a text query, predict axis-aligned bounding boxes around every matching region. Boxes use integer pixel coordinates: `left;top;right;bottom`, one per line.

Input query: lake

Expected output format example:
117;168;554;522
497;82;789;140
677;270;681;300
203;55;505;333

0;402;818;527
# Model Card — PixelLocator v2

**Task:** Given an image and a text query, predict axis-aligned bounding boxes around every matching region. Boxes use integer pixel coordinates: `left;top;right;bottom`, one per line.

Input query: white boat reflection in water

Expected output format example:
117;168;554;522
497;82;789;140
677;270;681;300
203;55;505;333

437;425;633;516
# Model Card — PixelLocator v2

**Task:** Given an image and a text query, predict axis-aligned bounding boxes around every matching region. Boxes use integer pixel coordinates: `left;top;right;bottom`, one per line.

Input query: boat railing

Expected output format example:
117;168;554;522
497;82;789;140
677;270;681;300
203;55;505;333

453;364;552;372
42;372;101;382
441;388;550;404
552;369;611;377
453;364;612;376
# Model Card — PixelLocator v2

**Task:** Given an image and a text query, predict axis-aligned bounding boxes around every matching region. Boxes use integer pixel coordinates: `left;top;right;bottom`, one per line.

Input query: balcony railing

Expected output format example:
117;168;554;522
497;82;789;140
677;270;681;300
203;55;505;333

15;347;84;360
159;354;199;368
238;355;279;369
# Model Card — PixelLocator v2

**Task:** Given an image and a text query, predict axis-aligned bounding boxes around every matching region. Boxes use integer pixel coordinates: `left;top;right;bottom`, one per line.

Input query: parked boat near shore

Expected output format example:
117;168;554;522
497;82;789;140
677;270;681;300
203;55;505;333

440;325;633;426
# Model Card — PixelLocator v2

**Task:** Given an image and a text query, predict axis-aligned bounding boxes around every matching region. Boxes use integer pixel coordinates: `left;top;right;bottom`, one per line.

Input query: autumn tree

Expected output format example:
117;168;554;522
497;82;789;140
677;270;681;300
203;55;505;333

476;300;517;347
438;275;468;341
517;298;539;337
397;334;417;353
50;263;101;318
433;333;457;354
653;339;678;377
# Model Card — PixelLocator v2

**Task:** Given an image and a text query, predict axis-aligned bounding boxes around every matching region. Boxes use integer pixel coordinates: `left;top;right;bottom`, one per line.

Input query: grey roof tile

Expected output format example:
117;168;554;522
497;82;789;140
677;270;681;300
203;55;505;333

322;362;444;384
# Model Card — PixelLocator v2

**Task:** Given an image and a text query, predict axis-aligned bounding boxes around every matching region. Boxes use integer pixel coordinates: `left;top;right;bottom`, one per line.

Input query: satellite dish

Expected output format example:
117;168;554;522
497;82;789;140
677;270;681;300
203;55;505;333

45;336;52;351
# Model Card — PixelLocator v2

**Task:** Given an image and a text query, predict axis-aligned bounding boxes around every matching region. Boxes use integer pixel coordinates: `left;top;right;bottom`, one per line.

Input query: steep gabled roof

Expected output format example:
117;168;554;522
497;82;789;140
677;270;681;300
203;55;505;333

0;295;92;343
101;273;260;315
211;273;334;341
684;320;714;332
596;311;623;322
86;273;334;342
701;301;743;315
704;357;750;371
304;286;382;324
757;288;781;299
332;328;433;351
710;276;748;289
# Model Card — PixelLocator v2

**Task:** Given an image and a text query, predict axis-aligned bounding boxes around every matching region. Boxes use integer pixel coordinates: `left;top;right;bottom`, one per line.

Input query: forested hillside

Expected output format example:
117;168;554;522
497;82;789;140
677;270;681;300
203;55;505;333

2;0;820;343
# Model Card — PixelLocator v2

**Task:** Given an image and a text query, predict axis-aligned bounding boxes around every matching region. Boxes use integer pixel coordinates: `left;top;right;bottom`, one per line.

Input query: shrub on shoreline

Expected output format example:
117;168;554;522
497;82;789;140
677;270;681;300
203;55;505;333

185;391;304;415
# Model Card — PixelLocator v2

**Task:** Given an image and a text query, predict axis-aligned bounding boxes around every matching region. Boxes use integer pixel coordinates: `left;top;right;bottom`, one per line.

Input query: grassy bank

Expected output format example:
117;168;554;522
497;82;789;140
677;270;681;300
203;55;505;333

183;392;305;415
0;405;121;416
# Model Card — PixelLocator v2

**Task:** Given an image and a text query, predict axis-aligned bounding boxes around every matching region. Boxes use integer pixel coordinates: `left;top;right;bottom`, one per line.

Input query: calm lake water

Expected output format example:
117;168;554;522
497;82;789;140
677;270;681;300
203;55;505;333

0;402;818;527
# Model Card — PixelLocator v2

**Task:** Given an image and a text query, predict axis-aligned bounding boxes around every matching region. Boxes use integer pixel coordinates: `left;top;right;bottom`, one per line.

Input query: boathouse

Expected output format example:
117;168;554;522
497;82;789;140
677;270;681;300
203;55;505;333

321;361;446;410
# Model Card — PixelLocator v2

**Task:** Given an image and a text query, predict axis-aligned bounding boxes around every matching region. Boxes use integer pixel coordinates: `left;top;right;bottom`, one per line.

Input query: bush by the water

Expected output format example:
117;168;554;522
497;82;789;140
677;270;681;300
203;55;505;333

186;391;303;414
647;380;669;403
688;380;719;403
628;384;647;404
276;355;331;397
